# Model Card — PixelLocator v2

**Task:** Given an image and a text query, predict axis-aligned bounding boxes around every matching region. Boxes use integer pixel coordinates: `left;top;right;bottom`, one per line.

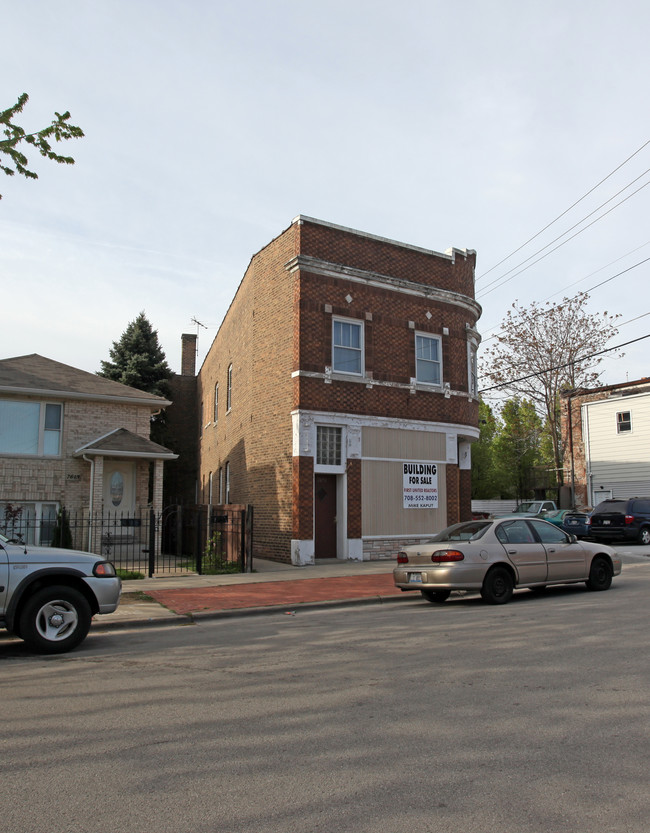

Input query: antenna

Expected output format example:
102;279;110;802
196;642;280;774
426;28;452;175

191;317;208;356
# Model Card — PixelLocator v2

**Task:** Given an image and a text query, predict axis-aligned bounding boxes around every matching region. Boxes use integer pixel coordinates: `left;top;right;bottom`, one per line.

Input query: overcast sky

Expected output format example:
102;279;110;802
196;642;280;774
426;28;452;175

2;0;649;395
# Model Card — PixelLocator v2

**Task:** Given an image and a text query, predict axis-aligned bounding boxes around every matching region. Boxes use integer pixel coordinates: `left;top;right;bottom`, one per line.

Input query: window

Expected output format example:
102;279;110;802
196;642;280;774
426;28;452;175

214;383;219;423
317;426;342;466
332;318;363;375
616;411;631;433
467;341;478;398
218;467;223;503
227;365;233;411
415;334;442;385
225;462;230;503
0;400;62;456
1;502;58;545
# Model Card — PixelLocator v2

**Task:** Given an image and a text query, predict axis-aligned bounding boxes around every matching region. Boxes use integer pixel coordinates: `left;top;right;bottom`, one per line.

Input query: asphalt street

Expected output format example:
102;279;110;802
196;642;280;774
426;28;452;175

1;558;649;833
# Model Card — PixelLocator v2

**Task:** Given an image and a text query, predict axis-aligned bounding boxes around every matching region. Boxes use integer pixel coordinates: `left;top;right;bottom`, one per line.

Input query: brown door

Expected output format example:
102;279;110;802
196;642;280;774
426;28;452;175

314;474;337;558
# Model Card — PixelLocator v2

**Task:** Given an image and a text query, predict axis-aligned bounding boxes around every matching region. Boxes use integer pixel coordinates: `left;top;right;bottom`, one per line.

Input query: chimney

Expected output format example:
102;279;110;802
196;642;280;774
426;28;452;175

181;333;197;376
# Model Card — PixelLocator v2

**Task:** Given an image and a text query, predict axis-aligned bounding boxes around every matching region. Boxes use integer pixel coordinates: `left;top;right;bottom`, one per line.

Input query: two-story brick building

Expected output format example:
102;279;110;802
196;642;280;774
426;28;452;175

169;215;481;564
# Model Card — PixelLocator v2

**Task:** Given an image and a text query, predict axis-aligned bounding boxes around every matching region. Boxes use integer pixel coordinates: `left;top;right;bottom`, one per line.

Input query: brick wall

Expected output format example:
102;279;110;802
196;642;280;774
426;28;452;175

193;217;479;562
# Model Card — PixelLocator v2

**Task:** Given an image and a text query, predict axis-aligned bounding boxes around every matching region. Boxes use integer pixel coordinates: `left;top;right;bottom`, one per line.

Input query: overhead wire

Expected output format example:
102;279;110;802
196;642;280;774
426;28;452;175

478;332;650;395
476;138;650;281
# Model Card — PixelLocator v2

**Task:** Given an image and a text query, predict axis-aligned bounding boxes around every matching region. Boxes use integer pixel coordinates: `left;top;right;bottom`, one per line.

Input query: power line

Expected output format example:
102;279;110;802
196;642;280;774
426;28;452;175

479;332;650;394
476;138;650;281
477;178;650;299
479;255;650;344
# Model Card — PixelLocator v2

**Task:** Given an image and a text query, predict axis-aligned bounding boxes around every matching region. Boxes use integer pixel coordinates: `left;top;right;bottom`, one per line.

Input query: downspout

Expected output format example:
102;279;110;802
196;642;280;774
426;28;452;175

83;454;95;551
568;394;576;509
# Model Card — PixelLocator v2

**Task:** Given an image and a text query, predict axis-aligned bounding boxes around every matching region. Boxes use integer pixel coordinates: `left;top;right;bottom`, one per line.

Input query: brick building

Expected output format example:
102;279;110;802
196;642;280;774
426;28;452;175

0;354;176;549
169;216;482;564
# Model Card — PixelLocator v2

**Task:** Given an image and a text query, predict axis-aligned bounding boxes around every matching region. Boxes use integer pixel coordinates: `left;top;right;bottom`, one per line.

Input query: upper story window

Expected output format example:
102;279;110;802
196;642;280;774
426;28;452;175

415;334;442;386
617;411;631;433
214;383;219;423
227;365;233;411
0;400;62;456
332;318;363;375
225;461;231;503
467;341;478;398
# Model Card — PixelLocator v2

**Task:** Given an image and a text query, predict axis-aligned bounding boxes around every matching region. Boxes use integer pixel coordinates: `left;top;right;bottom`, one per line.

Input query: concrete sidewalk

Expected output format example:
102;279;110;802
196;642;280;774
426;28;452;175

92;557;404;630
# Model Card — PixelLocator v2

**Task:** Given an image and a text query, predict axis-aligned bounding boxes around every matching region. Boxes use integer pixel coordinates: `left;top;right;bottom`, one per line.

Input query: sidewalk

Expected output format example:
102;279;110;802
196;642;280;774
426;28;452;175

92;557;406;630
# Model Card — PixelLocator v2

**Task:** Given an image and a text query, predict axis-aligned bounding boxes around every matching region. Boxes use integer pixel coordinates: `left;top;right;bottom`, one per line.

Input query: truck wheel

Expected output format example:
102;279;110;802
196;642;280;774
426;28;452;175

19;586;92;654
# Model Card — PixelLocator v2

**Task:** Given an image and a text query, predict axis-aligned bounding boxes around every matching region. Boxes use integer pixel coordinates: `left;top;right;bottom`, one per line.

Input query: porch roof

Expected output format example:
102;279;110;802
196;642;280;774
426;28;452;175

74;428;178;460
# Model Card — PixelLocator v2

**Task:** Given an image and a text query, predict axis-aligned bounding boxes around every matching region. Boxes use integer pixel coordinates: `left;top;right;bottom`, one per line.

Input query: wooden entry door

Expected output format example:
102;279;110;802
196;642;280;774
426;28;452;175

314;474;337;558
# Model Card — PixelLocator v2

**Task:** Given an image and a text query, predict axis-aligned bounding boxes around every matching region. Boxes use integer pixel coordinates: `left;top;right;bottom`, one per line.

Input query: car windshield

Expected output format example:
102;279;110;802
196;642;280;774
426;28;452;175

513;502;537;513
429;521;491;542
0;531;8;544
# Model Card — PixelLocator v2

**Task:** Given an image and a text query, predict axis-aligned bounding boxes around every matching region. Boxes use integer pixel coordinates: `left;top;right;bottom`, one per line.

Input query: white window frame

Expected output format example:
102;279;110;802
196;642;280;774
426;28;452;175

214;383;219;423
0;501;59;545
0;400;63;457
415;333;442;387
227;365;233;411
225;462;231;503
467;340;478;398
332;317;364;376
616;410;632;433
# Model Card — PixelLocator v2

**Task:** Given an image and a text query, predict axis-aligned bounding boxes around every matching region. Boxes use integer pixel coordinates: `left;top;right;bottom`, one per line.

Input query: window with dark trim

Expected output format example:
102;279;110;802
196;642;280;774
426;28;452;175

617;411;631;433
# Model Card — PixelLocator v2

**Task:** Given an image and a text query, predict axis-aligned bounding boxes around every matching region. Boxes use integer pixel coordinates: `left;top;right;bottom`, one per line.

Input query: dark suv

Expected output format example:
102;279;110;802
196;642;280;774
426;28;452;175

587;498;650;545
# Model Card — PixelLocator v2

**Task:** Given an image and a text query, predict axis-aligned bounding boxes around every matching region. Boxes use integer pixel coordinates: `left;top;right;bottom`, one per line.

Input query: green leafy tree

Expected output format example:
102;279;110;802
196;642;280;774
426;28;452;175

471;400;506;499
1;93;84;199
494;398;545;502
480;293;620;488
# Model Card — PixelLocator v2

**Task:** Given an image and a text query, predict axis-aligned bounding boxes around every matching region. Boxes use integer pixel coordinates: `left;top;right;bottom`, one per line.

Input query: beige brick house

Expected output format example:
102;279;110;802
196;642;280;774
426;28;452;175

0;354;176;549
168;215;482;564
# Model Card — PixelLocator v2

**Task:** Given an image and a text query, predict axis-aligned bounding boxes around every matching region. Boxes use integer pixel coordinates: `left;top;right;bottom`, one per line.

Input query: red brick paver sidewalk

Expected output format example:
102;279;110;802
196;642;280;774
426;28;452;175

146;573;404;615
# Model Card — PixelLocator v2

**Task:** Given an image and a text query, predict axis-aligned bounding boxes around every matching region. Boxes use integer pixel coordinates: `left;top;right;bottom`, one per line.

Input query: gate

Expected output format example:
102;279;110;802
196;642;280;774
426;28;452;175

160;504;253;576
1;505;253;577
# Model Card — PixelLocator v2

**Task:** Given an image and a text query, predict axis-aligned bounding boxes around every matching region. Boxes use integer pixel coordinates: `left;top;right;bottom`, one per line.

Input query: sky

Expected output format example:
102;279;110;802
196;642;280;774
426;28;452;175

2;0;649;397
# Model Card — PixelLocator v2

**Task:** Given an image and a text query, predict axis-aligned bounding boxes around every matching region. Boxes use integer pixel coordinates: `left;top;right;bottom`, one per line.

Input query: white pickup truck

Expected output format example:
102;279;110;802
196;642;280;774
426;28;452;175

494;500;558;518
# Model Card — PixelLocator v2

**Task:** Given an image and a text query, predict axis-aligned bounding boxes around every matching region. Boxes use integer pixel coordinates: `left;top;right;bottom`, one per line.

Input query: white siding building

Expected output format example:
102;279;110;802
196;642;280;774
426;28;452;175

562;379;650;509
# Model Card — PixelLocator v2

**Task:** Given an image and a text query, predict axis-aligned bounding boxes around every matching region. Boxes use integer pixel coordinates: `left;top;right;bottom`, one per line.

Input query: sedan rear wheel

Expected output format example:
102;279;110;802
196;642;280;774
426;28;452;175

481;566;514;605
420;589;451;604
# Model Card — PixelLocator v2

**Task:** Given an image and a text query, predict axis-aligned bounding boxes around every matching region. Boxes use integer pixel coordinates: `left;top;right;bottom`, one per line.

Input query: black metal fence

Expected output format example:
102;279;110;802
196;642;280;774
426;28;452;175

0;504;253;577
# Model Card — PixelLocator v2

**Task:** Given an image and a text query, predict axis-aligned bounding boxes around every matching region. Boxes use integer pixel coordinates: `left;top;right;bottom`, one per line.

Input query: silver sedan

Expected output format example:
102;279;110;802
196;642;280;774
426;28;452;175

393;517;622;605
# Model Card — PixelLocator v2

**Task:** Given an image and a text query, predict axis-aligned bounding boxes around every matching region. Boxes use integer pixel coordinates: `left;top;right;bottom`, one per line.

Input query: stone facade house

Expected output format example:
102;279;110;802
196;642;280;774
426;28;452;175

0;354;176;550
167;215;481;564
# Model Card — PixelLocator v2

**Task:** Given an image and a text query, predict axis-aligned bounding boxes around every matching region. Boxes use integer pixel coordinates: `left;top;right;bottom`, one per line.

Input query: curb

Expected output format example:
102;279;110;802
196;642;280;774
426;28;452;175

91;591;411;631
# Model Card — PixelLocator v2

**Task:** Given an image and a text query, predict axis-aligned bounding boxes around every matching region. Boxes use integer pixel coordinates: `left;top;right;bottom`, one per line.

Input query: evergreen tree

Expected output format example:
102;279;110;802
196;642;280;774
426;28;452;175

471;400;504;499
98;313;173;444
99;312;172;398
494;398;544;502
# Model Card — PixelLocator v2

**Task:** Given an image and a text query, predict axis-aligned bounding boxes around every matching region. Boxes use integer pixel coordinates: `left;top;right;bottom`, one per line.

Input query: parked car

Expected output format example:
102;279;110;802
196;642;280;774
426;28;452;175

0;531;121;653
587;498;650;545
494;500;558;518
393;518;621;605
561;512;591;539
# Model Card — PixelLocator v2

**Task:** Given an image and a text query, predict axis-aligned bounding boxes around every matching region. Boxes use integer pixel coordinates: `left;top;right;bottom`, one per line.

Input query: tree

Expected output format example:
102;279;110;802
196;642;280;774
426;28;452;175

471;400;504;499
98;313;173;443
479;293;620;488
1;93;84;199
494;398;545;502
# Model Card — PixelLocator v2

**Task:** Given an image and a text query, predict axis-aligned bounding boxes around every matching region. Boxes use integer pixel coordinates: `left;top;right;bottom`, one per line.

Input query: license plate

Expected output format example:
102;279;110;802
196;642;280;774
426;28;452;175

408;573;423;583
567;520;578;525
603;520;610;525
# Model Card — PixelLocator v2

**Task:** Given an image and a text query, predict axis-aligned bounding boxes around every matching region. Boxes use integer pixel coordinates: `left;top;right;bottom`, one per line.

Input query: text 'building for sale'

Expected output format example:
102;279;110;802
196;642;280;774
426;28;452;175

167;216;482;564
